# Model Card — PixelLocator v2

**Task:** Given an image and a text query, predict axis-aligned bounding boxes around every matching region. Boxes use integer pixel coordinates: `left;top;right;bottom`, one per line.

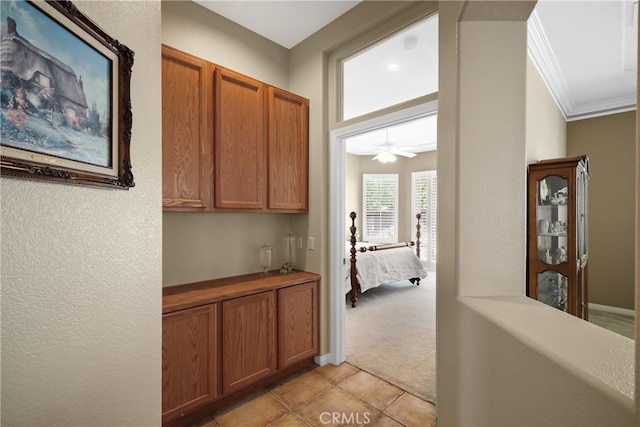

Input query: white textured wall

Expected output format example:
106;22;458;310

0;1;162;425
458;20;528;296
526;57;567;162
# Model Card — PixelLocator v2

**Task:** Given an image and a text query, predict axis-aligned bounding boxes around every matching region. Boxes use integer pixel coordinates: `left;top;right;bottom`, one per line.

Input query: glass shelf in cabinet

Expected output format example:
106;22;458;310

537;204;567;208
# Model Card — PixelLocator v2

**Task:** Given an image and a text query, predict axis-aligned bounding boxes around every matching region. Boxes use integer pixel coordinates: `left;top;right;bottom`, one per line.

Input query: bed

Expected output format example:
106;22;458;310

347;211;427;307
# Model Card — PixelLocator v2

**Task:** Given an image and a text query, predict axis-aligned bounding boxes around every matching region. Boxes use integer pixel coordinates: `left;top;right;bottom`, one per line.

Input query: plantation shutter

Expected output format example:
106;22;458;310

362;174;398;244
412;170;437;269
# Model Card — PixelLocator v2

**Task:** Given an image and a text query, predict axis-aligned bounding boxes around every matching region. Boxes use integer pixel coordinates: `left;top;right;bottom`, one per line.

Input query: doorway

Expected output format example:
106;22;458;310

328;103;437;397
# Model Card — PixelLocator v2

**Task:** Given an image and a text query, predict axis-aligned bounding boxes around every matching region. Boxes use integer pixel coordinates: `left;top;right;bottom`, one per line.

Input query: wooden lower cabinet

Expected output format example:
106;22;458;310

222;291;277;394
278;282;318;368
162;271;320;426
162;304;218;423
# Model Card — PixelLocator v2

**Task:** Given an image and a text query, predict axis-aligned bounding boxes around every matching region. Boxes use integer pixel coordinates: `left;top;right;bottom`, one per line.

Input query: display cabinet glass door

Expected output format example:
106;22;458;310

535;175;569;310
536;175;568;267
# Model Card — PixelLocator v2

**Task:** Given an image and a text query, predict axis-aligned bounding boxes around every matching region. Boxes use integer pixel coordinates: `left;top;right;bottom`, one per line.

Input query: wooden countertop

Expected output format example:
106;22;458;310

163;270;321;314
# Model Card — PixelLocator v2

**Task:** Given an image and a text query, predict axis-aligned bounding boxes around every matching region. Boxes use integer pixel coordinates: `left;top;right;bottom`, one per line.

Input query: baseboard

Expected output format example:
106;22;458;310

588;303;635;318
314;353;332;366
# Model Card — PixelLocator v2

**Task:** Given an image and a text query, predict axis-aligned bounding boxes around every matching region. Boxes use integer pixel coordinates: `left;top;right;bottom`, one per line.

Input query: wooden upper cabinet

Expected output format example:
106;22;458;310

162;45;213;211
214;68;267;210
161;46;309;213
268;88;309;212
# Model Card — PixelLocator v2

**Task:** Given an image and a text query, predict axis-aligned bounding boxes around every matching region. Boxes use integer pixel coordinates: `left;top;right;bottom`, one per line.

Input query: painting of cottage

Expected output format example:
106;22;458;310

0;0;112;168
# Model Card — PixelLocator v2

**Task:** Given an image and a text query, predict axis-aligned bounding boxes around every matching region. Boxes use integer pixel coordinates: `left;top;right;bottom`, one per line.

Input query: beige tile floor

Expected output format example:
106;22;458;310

189;363;436;427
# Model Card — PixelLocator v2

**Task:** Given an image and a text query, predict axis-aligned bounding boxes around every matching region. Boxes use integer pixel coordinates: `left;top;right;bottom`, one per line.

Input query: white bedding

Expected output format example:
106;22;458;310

345;242;427;293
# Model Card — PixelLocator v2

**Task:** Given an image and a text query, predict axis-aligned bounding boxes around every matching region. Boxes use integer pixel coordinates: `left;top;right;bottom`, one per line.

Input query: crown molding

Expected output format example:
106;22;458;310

527;10;570;121
527;9;637;122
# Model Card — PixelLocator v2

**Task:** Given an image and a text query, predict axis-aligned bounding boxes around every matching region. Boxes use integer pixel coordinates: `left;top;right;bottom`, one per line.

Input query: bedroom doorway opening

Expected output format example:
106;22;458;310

327;9;439;406
328;104;438;407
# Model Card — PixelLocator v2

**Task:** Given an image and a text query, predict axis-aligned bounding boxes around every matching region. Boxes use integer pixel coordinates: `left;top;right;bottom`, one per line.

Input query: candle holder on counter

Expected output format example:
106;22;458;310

259;242;272;275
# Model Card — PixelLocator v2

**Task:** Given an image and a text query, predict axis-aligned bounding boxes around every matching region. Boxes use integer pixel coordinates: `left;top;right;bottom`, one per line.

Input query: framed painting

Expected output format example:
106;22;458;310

0;0;134;189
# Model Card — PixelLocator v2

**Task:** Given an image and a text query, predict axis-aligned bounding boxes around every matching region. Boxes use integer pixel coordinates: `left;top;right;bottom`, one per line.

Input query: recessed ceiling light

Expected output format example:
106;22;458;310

404;35;418;49
387;63;399;72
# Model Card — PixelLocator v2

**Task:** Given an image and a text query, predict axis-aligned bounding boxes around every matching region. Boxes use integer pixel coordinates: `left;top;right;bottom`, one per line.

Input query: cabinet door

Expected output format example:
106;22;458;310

530;172;573;312
278;281;318;368
162;304;218;423
214;68;266;210
222;291;276;394
268;87;309;212
162;45;213;210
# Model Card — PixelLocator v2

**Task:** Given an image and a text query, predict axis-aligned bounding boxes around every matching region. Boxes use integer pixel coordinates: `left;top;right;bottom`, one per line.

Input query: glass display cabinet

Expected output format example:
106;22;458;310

527;155;590;319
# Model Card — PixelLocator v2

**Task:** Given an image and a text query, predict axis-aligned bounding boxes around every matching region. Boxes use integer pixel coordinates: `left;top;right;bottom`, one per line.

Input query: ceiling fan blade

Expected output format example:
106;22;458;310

391;148;417;158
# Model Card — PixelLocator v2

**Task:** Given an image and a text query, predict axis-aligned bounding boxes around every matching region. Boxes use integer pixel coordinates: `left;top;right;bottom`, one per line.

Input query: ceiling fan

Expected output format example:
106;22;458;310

372;130;417;163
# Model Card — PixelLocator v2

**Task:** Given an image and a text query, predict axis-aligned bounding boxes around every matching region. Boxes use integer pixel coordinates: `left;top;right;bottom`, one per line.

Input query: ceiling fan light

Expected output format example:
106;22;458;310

374;152;397;163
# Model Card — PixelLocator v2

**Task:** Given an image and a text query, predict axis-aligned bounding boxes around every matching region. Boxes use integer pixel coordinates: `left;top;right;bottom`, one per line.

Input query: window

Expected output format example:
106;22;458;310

412;170;436;269
362;174;398;243
36;73;50;88
342;14;439;120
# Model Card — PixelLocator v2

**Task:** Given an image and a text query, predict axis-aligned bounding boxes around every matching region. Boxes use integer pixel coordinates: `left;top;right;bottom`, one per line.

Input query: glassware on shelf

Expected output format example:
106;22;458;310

537;271;568;312
538;219;549;234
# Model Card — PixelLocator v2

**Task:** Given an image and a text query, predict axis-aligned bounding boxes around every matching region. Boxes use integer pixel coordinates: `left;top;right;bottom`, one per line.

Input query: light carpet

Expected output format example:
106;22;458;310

346;273;436;404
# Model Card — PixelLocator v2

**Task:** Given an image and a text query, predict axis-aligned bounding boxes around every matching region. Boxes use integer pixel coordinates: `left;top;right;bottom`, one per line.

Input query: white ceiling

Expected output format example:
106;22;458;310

193;0;638;155
193;0;361;49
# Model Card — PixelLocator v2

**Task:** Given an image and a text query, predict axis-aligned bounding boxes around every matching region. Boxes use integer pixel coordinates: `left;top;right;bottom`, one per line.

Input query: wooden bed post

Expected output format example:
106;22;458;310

349;211;358;307
416;212;422;259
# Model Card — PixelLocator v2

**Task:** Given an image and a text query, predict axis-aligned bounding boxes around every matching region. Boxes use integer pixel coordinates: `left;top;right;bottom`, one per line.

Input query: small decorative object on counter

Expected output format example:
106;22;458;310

283;230;297;272
259;242;272;275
